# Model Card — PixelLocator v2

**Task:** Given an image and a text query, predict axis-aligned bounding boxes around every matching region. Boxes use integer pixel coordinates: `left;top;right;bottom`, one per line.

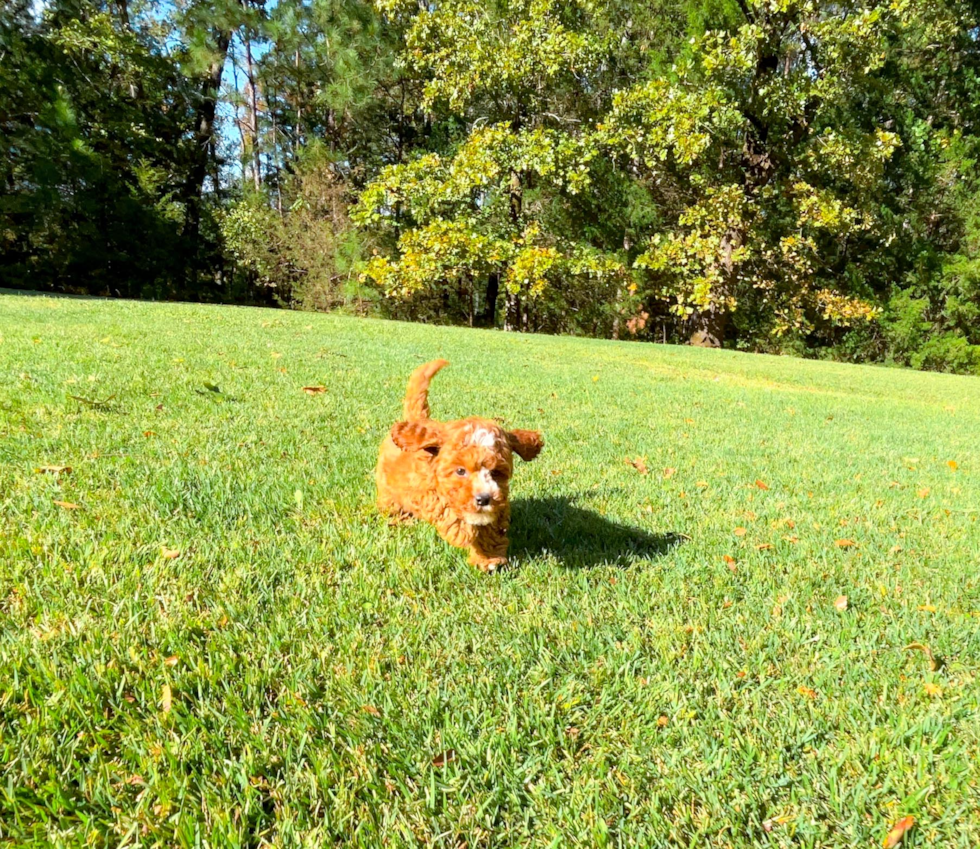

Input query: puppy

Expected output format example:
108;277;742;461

376;359;543;571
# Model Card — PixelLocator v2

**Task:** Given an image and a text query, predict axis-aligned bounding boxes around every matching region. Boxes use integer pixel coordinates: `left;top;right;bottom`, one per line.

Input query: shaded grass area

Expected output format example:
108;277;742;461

1;292;979;846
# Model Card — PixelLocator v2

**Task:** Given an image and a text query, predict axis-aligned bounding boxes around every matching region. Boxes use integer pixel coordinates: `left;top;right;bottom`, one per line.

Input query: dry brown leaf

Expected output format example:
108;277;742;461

143;430;156;437
734;527;747;537
835;538;856;548
917;487;930;498
756;543;773;551
625;457;648;475
755;480;769;490
53;500;81;510
126;775;145;786
797;686;817;699
302;386;327;395
662;467;676;479
37;465;72;475
361;704;381;716
883;816;914;848
161;684;172;715
657;715;669;727
164;655;179;667
432;749;457;767
723;554;737;573
161;546;180;560
834;595;848;611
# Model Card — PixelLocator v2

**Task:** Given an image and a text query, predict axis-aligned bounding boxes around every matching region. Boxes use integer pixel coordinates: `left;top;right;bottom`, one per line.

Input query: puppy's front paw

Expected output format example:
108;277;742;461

469;553;508;573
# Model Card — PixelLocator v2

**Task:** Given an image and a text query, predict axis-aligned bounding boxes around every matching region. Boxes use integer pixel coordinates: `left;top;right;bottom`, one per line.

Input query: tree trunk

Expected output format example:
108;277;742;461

244;33;261;190
482;273;499;327
689;304;728;348
181;28;232;278
504;169;523;331
690;229;739;347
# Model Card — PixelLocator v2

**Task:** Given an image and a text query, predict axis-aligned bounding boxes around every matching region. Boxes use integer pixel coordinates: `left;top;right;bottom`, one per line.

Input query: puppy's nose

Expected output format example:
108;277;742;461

474;493;492;508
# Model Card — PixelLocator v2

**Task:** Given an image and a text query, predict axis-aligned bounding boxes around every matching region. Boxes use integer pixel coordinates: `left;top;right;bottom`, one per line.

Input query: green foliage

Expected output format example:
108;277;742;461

4;293;980;844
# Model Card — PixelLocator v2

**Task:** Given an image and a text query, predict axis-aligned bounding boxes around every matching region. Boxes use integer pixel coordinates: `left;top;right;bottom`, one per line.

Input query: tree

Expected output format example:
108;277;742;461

598;0;906;348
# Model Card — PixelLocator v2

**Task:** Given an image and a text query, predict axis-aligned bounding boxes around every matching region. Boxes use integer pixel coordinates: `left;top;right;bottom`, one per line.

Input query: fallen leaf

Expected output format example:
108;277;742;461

947;460;958;472
917;604;936;613
53;500;80;510
904;642;941;671
164;655;179;667
734;527;747;537
917;488;930;499
883;816;914;848
657;715;669;727
755;480;769;490
126;775;145;786
756;543;773;551
662;467;676;479
782;535;799;543
797;686;817;699
723;554;736;569
37;465;72;475
432;749;456;767
302;386;326;395
835;539;856;548
625;457;648;475
834;595;848;611
161;684;172;715
143;430;156;437
362;704;381;716
923;682;942;697
161;546;180;560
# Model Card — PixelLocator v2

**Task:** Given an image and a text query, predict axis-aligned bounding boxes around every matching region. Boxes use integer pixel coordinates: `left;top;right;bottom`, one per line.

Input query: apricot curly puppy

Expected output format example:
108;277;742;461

376;359;543;571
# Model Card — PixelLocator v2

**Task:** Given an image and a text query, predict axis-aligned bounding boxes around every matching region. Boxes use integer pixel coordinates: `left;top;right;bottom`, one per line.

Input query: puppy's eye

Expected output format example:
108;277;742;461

455;467;467;477
490;469;508;482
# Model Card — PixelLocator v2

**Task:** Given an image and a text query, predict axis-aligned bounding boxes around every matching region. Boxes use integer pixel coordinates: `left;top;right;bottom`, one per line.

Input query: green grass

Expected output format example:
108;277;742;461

2;292;979;848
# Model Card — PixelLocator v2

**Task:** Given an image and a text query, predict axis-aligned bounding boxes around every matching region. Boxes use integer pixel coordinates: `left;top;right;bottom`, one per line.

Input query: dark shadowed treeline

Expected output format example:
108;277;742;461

3;0;980;371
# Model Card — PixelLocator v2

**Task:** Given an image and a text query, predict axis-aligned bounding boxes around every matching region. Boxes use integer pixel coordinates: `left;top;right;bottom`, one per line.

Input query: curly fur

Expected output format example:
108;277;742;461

376;360;543;571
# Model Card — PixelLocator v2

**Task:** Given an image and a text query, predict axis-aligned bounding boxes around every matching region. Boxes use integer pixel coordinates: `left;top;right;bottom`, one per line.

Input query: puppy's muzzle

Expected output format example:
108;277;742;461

474;493;491;508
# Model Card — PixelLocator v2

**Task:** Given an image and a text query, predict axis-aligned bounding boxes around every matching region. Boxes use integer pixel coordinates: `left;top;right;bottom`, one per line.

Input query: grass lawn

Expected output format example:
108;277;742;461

1;291;979;847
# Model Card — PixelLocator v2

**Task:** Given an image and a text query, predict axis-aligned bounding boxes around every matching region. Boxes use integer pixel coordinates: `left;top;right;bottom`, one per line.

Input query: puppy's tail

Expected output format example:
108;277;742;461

403;359;449;421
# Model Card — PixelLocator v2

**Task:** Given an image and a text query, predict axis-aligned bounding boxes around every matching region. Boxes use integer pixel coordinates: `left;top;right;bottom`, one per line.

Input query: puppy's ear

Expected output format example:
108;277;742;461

391;420;444;454
506;429;543;462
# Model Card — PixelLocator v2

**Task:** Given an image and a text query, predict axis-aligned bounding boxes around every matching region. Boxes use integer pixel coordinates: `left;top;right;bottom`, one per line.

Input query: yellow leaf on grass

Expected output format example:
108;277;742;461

161;684;172;715
164;655;179;667
948;460;958;471
302;386;327;395
923;682;942;697
904;642;940;671
657;715;669;727
883;816;914;848
362;704;381;716
53;500;80;510
733;527;747;537
834;595;848;611
917;604;936;613
797;686;817;699
917;488;930;498
835;539;856;548
662;467;676;479
755;480;769;490
161;546;180;560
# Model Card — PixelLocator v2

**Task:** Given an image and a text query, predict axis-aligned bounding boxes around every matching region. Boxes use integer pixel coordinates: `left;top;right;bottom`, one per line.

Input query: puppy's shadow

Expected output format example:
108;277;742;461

510;495;684;569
